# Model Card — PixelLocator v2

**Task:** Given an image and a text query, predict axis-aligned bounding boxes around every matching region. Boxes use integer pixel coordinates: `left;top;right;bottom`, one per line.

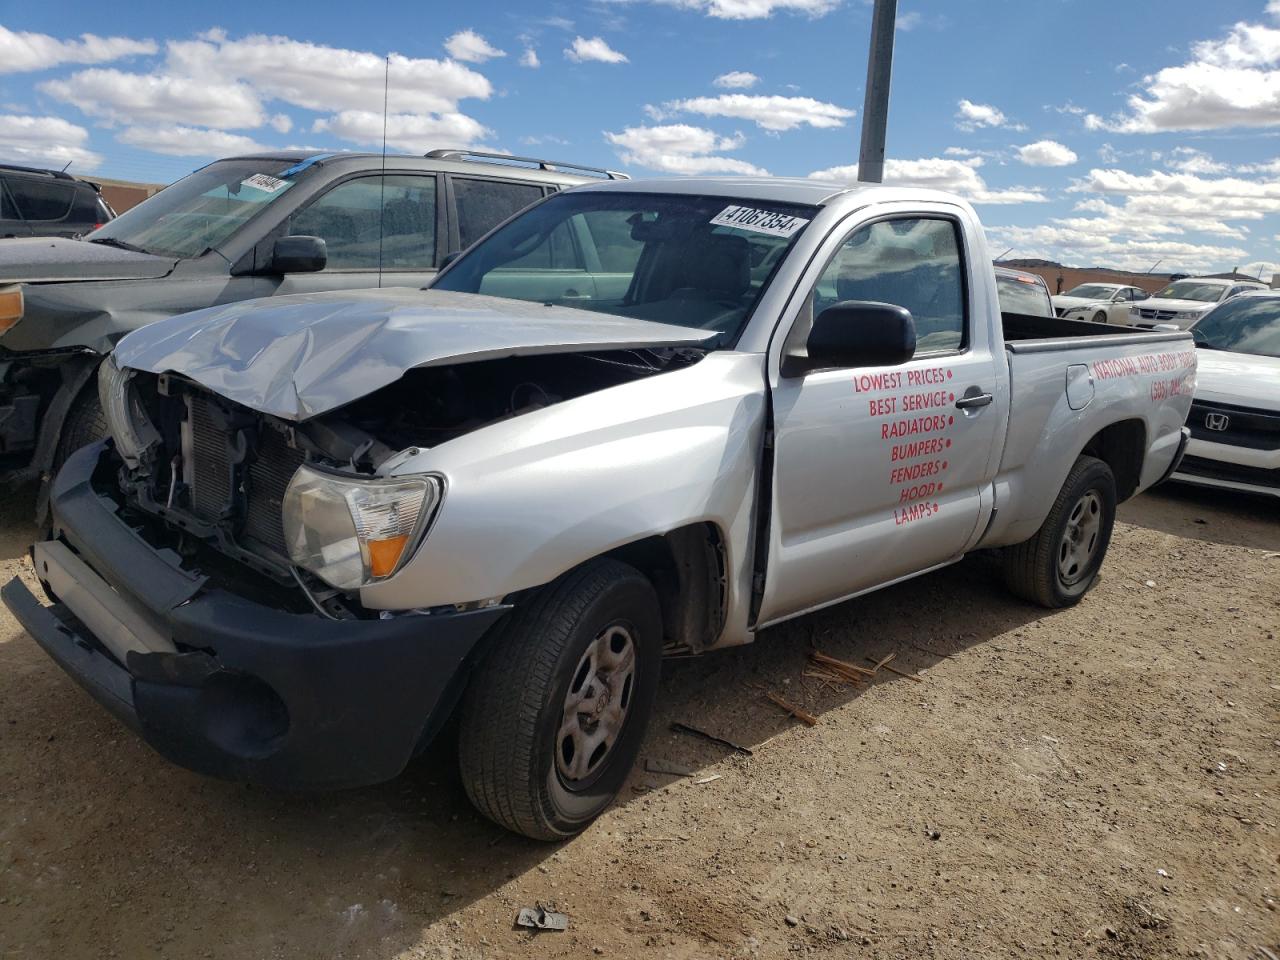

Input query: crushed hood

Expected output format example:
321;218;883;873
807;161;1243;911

0;237;177;283
114;288;716;421
1193;348;1280;412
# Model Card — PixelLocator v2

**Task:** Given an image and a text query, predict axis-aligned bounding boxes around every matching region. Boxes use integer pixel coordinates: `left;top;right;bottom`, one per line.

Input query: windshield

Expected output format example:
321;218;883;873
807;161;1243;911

1192;296;1280;357
431;191;817;346
1063;284;1118;300
997;274;1053;317
1153;280;1228;302
86;159;308;258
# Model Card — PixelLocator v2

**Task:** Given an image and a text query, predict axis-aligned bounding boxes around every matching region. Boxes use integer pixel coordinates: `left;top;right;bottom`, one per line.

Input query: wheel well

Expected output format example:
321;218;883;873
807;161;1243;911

603;523;728;653
1080;419;1145;502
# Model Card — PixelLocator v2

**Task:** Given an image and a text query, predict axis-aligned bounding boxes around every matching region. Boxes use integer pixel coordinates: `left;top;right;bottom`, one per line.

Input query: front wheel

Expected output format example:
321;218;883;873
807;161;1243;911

458;558;662;840
1002;455;1117;608
1092;310;1109;324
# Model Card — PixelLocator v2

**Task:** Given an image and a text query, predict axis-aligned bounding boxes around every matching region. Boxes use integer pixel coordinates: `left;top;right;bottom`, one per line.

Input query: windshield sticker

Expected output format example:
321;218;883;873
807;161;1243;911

710;205;809;238
240;174;289;194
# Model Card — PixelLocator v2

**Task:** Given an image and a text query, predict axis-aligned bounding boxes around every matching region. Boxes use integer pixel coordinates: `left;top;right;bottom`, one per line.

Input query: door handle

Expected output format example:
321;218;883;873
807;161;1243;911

955;392;994;410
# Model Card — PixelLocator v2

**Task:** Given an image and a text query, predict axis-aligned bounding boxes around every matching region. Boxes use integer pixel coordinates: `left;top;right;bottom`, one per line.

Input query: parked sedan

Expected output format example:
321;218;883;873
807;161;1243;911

1051;283;1148;324
1172;290;1280;498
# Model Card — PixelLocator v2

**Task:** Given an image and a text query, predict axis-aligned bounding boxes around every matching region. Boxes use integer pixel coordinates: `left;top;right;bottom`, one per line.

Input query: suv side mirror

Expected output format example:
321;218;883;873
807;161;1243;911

270;235;327;273
785;301;916;376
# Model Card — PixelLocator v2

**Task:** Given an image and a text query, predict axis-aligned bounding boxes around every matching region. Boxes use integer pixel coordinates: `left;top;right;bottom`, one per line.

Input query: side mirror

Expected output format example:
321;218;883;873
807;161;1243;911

270;235;327;273
439;250;463;269
785;301;916;376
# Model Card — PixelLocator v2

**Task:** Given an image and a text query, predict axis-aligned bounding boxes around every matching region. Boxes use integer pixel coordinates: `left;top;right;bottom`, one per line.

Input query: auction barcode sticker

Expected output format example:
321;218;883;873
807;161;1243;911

710;205;809;238
241;174;289;194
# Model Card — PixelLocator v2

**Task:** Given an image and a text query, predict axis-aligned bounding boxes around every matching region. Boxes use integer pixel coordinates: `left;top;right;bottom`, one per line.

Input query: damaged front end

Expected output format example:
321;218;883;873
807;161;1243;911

99;345;702;616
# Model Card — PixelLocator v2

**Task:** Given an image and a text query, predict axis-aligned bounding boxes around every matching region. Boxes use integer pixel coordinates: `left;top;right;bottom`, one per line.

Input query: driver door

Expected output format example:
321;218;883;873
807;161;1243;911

756;212;1004;626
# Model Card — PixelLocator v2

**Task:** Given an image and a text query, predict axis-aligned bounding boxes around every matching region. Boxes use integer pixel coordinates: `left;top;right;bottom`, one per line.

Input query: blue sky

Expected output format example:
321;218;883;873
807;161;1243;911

2;0;1279;274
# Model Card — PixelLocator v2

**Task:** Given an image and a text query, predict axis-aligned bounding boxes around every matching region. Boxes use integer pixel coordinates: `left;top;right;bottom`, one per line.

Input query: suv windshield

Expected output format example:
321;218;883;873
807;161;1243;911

1192;296;1280;357
1153;280;1228;302
1063;284;1117;299
997;274;1053;316
87;159;307;258
431;191;817;346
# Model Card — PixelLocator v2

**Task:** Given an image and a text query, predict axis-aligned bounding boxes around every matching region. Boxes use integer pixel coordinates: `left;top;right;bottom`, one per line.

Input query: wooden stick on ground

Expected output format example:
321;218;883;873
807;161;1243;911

765;691;819;726
811;650;876;679
865;655;924;683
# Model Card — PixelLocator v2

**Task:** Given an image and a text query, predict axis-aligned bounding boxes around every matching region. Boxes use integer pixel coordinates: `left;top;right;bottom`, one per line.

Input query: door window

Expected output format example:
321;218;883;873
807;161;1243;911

8;178;75;221
811;217;966;354
454;178;544;250
289;175;436;270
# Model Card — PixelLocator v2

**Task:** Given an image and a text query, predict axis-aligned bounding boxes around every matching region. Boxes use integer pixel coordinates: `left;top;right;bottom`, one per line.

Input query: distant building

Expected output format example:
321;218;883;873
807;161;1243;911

84;176;165;214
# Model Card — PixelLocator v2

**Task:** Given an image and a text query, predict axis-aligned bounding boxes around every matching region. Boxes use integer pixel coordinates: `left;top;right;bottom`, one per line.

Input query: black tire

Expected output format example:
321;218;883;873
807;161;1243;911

1002;455;1117;608
1092;310;1108;324
55;385;108;469
458;558;662;840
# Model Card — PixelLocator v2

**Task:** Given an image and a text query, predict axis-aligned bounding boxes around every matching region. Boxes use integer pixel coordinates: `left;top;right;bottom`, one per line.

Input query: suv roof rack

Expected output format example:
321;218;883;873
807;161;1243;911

0;163;76;181
424;149;629;181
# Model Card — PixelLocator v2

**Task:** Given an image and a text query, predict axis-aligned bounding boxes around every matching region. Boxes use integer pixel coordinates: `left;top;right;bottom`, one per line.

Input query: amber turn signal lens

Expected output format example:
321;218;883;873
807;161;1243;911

367;534;410;578
0;286;23;336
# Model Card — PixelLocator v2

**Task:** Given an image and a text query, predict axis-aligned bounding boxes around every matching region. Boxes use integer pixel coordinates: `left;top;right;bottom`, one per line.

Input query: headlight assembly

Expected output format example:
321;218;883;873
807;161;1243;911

282;465;442;591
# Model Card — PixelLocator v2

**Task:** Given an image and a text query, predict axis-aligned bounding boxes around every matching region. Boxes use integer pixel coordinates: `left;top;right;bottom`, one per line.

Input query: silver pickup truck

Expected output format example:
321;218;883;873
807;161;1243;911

3;177;1196;840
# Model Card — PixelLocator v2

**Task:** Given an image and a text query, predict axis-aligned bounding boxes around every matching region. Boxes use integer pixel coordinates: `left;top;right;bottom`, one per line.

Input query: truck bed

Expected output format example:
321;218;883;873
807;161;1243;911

1001;311;1189;351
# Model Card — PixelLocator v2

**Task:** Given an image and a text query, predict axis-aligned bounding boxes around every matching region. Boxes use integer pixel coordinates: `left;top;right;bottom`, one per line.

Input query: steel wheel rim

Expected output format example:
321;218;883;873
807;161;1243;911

1058;489;1103;585
556;623;637;786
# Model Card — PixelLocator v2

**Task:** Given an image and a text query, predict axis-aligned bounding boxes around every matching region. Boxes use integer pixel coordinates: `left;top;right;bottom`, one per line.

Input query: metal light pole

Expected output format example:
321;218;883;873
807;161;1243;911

857;0;898;183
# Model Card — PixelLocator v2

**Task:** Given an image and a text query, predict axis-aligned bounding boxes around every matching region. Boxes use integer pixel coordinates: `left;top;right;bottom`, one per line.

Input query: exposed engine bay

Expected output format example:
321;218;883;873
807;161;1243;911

109;348;701;601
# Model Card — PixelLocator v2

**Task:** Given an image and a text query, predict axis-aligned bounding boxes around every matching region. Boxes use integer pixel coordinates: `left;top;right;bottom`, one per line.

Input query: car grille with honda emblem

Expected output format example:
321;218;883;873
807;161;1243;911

186;392;305;558
1187;399;1280;451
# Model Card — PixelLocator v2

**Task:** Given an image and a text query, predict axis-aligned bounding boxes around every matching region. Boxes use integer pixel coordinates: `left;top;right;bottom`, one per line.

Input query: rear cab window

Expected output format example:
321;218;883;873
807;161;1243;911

8;177;75;221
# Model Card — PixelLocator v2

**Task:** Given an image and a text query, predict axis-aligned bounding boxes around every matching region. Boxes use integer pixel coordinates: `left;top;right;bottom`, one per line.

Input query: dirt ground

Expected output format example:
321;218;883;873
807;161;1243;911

0;482;1276;960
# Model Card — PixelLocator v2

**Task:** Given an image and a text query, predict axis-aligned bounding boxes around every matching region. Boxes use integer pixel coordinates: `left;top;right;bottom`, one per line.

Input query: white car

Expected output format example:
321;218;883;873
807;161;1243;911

1130;277;1265;330
1051;283;1149;324
1173;290;1280;498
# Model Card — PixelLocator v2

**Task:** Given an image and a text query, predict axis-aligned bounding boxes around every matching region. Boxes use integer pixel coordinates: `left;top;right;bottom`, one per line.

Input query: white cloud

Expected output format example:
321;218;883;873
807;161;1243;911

955;98;1024;132
713;70;759;89
0;113;101;170
1017;140;1078;167
444;30;506;63
662;93;853;131
0;25;155;74
565;36;629;64
269;113;293;134
519;47;540;68
897;11;923;30
42;68;266;129
808;156;1047;204
604;123;768;175
117;125;265;157
313;110;490;152
622;0;837;18
1086;17;1280;132
166;34;492;116
1166;147;1228;175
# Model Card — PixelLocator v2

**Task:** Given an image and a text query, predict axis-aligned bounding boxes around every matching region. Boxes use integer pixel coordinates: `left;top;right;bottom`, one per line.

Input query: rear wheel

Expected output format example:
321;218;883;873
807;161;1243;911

1002;455;1117;608
458;558;662;840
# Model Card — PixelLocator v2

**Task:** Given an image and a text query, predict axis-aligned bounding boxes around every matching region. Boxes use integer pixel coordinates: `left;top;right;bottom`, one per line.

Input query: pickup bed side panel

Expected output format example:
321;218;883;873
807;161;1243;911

358;352;767;648
981;335;1195;548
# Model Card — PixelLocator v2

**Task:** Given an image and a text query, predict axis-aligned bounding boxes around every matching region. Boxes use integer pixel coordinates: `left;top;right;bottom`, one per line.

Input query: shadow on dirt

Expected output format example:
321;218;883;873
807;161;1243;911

0;547;1053;959
1119;481;1279;551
